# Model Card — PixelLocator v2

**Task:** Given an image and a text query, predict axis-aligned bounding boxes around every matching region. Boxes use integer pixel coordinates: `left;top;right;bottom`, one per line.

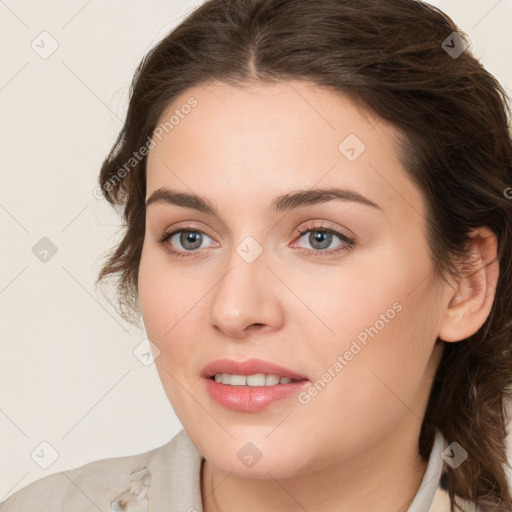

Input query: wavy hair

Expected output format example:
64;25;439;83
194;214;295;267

95;0;512;509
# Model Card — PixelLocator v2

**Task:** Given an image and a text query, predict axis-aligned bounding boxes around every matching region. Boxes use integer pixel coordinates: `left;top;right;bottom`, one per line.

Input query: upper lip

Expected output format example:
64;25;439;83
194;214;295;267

202;358;309;380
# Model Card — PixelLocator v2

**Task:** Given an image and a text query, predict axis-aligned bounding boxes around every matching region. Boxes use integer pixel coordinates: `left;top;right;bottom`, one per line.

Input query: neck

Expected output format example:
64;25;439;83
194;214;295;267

201;423;429;512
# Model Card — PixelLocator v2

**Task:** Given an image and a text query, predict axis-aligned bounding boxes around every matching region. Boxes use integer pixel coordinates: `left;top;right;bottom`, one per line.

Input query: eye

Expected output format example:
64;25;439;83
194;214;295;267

156;222;355;259
157;229;216;258
293;222;355;256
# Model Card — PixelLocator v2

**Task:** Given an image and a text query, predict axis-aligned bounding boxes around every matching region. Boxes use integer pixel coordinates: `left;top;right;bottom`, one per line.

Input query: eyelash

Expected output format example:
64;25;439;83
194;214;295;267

156;222;356;259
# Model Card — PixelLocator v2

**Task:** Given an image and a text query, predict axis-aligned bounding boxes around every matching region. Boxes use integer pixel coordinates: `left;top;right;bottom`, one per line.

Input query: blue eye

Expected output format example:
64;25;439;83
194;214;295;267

157;224;355;259
157;229;214;257
293;225;355;256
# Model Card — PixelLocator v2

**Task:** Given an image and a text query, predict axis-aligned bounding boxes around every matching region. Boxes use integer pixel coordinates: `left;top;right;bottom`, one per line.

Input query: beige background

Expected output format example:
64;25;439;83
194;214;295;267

1;0;511;502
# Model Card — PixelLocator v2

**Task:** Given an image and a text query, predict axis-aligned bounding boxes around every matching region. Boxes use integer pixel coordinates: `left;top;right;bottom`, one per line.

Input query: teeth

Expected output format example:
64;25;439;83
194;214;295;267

265;374;280;386
213;373;300;386
247;373;266;386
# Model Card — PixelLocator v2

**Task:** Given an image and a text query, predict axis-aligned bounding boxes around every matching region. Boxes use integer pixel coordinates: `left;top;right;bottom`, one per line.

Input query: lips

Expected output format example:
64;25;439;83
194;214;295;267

201;358;310;412
201;358;309;381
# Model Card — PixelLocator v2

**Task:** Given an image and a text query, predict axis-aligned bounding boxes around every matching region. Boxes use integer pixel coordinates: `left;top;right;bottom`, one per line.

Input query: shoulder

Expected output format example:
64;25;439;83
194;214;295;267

0;431;191;512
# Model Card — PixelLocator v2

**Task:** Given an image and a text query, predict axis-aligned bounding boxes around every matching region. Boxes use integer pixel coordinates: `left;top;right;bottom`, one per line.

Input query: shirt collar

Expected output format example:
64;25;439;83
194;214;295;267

407;429;447;512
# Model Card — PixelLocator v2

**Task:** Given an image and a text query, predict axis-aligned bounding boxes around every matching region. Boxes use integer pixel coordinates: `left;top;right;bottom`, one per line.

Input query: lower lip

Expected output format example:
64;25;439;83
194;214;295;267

204;377;309;412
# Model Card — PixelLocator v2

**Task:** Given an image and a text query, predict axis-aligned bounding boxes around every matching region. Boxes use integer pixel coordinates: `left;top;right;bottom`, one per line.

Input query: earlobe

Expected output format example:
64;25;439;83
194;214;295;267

438;226;499;343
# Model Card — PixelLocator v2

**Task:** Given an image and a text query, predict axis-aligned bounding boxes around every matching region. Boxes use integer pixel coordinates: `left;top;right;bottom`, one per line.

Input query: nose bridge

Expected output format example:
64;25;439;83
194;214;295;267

208;234;284;337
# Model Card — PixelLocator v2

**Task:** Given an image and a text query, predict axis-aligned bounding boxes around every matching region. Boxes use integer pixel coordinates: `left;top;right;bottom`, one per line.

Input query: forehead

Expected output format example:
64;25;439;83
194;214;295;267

150;80;383;159
145;80;426;221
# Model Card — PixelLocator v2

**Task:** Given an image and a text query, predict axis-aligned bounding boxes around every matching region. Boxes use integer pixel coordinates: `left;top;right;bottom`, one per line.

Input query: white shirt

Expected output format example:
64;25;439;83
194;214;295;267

0;428;478;511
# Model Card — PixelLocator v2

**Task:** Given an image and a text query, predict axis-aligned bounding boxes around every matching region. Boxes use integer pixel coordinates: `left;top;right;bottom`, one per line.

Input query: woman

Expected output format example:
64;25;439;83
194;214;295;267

2;0;511;511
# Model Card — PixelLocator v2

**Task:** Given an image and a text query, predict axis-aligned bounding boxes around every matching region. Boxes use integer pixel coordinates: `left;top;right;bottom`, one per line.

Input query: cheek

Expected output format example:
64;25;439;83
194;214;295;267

303;243;440;414
138;251;205;419
289;243;422;355
138;247;192;357
138;244;218;387
289;299;440;465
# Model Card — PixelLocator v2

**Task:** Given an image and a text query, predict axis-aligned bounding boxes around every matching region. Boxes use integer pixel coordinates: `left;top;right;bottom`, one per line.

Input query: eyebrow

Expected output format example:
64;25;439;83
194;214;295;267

145;186;383;214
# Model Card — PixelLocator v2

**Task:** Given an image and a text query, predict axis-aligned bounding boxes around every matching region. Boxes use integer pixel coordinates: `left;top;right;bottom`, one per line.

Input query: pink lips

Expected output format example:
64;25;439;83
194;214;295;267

202;358;309;412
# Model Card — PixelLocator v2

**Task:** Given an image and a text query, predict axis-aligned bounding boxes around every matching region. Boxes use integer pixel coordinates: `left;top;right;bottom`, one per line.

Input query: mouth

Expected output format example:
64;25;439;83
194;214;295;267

202;358;310;412
209;373;304;386
202;358;309;382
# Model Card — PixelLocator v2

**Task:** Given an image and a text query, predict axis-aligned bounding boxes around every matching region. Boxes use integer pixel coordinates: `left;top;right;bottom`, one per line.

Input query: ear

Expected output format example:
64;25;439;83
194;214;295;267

438;226;499;342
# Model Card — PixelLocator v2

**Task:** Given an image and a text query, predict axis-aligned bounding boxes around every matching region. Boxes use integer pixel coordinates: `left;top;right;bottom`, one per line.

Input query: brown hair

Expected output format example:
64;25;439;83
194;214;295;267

95;0;512;509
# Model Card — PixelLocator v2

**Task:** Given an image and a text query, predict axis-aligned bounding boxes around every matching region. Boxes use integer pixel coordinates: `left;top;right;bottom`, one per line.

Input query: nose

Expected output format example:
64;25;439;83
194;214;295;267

208;249;285;340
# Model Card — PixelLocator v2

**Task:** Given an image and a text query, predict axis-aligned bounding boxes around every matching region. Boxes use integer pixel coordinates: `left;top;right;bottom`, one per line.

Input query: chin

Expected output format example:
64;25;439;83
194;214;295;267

207;454;302;480
199;435;306;478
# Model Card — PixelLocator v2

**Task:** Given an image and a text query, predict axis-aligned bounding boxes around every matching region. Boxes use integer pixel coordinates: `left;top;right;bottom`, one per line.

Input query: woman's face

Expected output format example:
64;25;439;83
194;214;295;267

139;80;449;478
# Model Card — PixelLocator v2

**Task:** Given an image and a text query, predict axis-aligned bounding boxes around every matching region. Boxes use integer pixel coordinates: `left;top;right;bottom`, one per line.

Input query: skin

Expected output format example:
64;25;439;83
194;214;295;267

138;80;499;512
